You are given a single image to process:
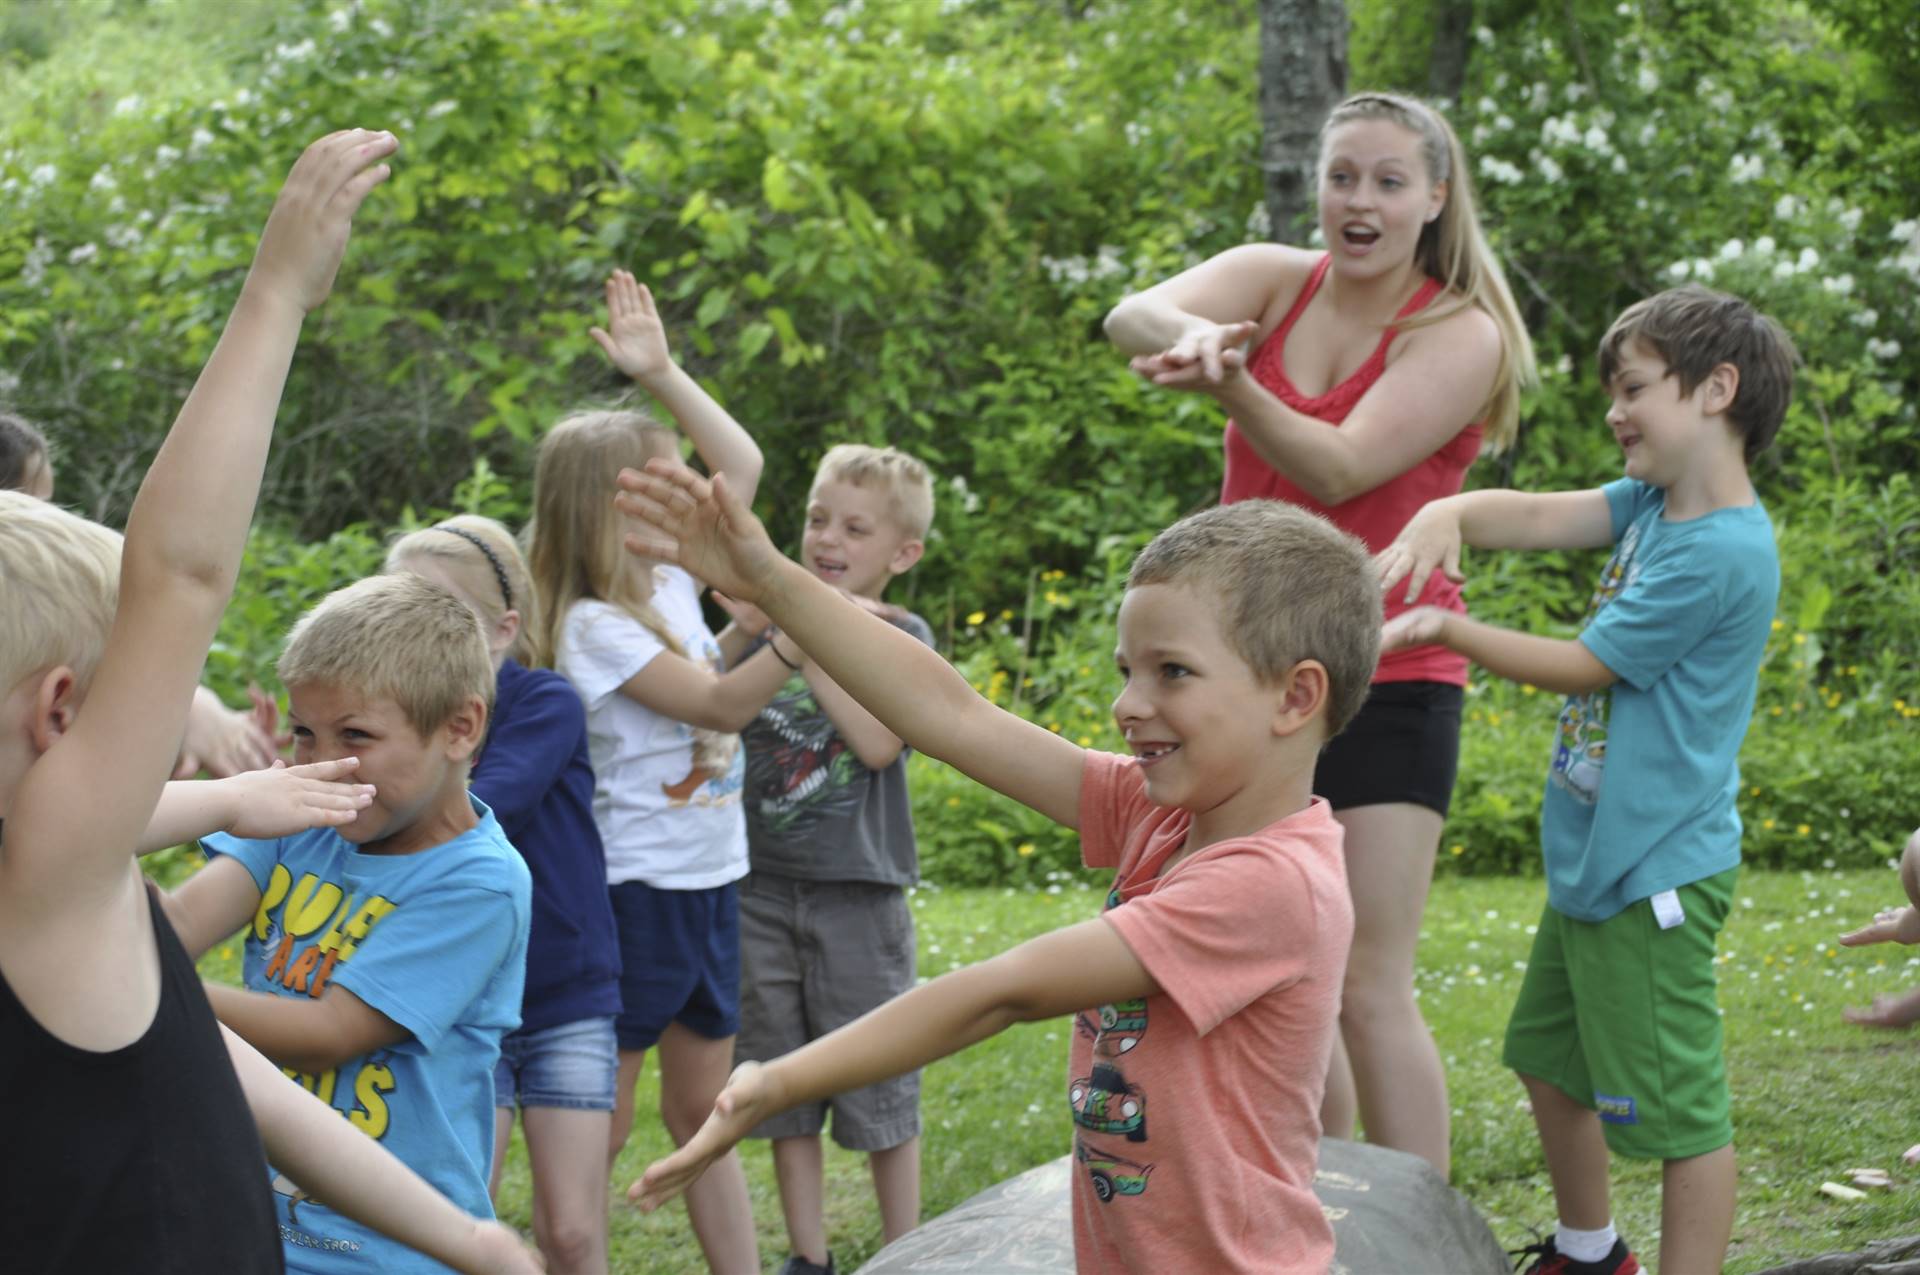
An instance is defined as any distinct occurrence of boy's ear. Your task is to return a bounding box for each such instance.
[441,694,490,764]
[1702,361,1740,416]
[887,537,925,577]
[29,667,81,752]
[1272,660,1329,740]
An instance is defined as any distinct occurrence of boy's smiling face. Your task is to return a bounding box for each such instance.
[1604,341,1736,489]
[1111,581,1295,823]
[801,479,922,599]
[287,681,480,855]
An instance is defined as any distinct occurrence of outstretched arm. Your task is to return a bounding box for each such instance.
[138,759,374,855]
[225,1027,543,1274]
[1376,488,1615,605]
[3,130,396,910]
[630,916,1155,1211]
[616,462,1085,828]
[1382,610,1617,698]
[591,269,762,508]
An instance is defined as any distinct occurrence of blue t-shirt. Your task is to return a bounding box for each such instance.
[204,798,531,1273]
[471,659,621,1035]
[1541,478,1778,922]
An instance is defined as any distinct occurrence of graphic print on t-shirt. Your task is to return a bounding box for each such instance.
[744,675,867,839]
[1550,519,1643,805]
[1070,885,1157,1202]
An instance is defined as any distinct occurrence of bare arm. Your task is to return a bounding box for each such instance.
[207,982,410,1076]
[1103,243,1315,357]
[138,760,373,856]
[616,463,1086,828]
[631,916,1154,1210]
[1,133,394,914]
[225,1027,543,1275]
[1382,610,1618,698]
[1377,488,1616,605]
[616,639,800,734]
[591,269,763,508]
[177,684,278,778]
[796,659,905,770]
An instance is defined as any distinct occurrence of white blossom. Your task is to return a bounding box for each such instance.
[89,167,117,193]
[1535,153,1564,184]
[1729,153,1763,184]
[1667,260,1692,281]
[190,127,216,153]
[1583,125,1611,152]
[1866,337,1901,361]
[28,163,55,188]
[1479,156,1524,184]
[426,99,459,120]
[1821,273,1854,297]
[1892,219,1918,241]
[113,94,143,117]
[154,144,182,165]
[1774,193,1805,220]
[1797,246,1820,271]
[1752,234,1776,256]
[1772,259,1796,280]
[1839,207,1863,233]
[1610,153,1629,174]
[1691,257,1716,281]
[1851,308,1880,328]
[329,7,353,31]
[1636,65,1659,93]
[1719,238,1744,260]
[68,243,99,265]
[1245,202,1271,239]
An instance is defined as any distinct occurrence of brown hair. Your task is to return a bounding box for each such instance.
[1128,500,1380,737]
[1319,92,1538,452]
[0,412,50,493]
[524,409,685,670]
[1597,284,1800,461]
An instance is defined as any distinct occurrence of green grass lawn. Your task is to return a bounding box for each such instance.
[202,865,1920,1273]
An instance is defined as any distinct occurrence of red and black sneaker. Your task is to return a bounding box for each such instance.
[1509,1236,1642,1275]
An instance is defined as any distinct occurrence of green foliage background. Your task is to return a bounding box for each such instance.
[4,0,1916,883]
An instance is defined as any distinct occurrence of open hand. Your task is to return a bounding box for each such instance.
[628,1061,777,1213]
[1381,605,1449,653]
[1376,503,1467,605]
[615,461,784,604]
[1843,985,1920,1030]
[247,129,398,315]
[589,270,674,386]
[221,758,375,840]
[1128,319,1261,388]
[1839,905,1920,949]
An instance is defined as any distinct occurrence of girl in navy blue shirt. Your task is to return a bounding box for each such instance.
[389,516,622,1275]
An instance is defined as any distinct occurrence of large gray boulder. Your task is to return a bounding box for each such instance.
[856,1138,1508,1275]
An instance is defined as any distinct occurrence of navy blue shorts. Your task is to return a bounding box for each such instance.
[609,879,741,1051]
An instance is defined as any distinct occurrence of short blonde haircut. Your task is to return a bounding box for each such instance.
[0,490,123,693]
[1128,500,1380,737]
[525,409,684,671]
[810,444,935,541]
[278,572,495,739]
[385,515,538,664]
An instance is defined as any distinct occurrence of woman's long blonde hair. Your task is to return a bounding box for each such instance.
[1319,92,1538,452]
[524,409,687,670]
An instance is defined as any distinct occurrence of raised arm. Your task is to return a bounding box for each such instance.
[3,131,395,907]
[615,463,1086,828]
[590,269,762,507]
[138,759,374,856]
[224,1027,543,1275]
[631,915,1156,1211]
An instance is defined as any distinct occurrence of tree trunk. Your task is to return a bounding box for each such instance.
[1426,0,1475,105]
[1257,0,1349,244]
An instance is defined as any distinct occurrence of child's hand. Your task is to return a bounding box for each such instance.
[616,460,783,603]
[176,696,279,779]
[1376,503,1467,605]
[245,129,398,316]
[839,589,909,626]
[627,1062,775,1213]
[221,759,375,840]
[589,270,675,387]
[1128,319,1261,388]
[709,590,773,639]
[1839,905,1920,948]
[1843,985,1920,1030]
[1381,605,1449,653]
[460,1220,546,1275]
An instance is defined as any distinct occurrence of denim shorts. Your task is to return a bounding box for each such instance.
[493,1015,619,1112]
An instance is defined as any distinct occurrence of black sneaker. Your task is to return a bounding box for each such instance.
[1510,1236,1641,1275]
[777,1255,836,1275]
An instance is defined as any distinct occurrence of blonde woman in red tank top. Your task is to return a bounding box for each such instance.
[1104,93,1535,1178]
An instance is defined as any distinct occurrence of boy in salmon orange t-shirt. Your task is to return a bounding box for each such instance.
[615,466,1375,1275]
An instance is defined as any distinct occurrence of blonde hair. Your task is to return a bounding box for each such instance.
[525,409,686,671]
[0,490,122,694]
[1319,92,1538,452]
[385,515,537,664]
[810,444,935,540]
[1128,500,1380,737]
[277,572,495,739]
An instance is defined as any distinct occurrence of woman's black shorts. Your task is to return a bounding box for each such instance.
[1313,681,1464,816]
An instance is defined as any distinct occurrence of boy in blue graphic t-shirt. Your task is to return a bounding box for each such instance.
[167,571,532,1274]
[1376,284,1797,1275]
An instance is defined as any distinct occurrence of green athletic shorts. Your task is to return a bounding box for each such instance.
[1502,865,1738,1160]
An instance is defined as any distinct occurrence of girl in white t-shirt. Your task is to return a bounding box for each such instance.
[527,271,800,1274]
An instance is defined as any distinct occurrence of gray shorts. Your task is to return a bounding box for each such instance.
[736,872,920,1150]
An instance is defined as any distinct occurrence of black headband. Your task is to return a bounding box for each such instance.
[432,526,513,611]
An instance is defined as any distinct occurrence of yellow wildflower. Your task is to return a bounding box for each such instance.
[966,611,985,626]
[1017,843,1035,857]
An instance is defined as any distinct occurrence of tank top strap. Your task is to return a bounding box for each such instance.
[1268,253,1333,348]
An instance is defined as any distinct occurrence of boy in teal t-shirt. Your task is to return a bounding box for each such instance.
[1375,284,1797,1275]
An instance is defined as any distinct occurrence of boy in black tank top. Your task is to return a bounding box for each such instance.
[0,133,538,1275]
